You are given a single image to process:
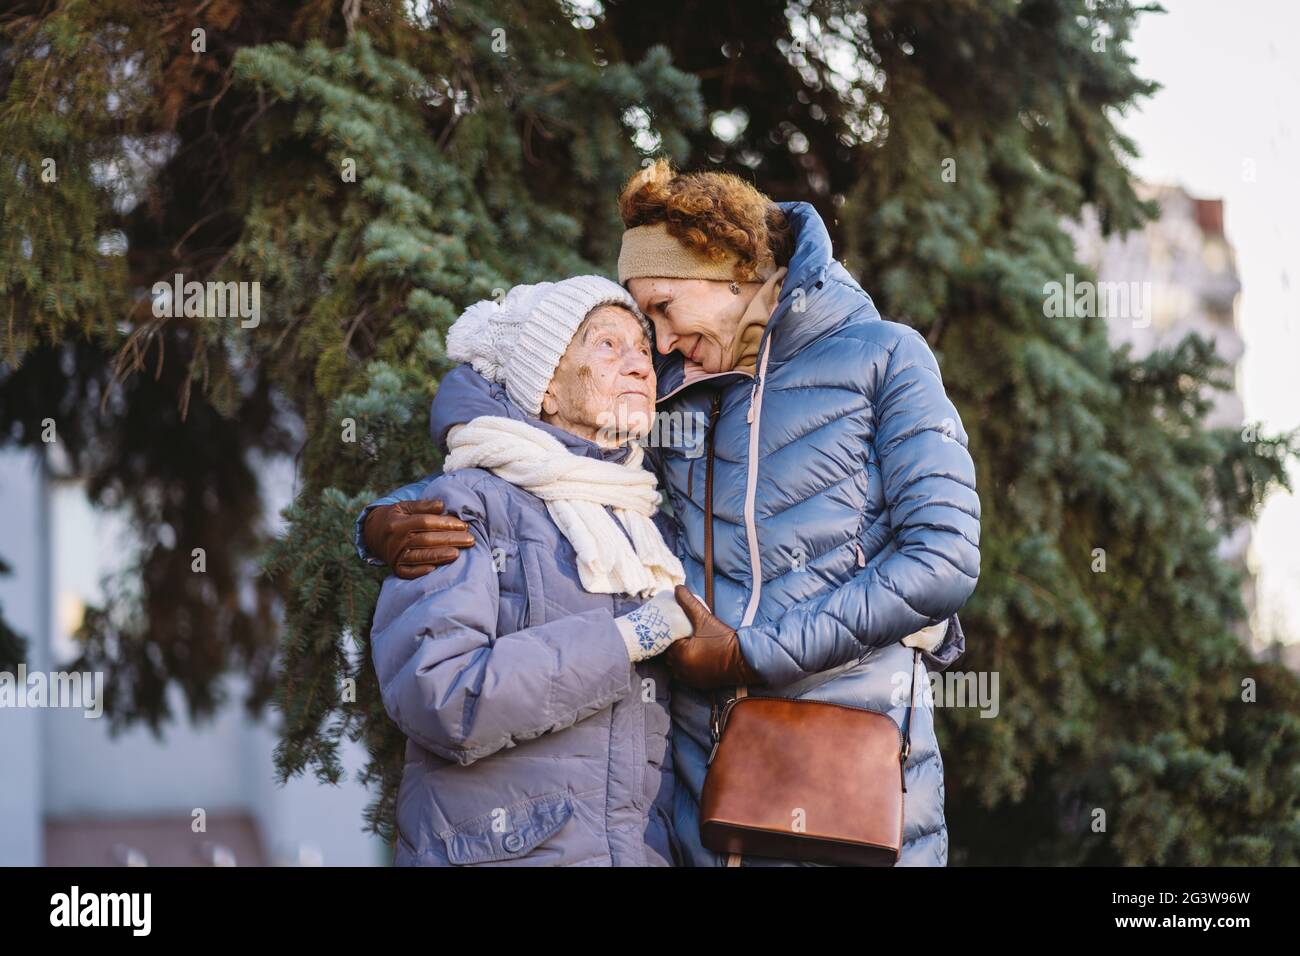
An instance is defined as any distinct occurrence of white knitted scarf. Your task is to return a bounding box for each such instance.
[444,416,685,599]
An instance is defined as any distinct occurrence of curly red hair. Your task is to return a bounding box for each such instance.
[617,159,791,281]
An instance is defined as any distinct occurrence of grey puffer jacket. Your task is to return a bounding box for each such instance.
[368,366,678,866]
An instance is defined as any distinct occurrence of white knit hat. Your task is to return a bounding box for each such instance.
[444,276,643,416]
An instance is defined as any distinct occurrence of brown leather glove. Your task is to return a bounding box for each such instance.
[363,499,475,580]
[665,585,763,688]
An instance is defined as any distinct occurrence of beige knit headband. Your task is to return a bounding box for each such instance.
[617,222,775,284]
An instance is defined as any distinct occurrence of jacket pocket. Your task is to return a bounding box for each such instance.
[489,539,528,634]
[519,542,546,628]
[439,790,574,865]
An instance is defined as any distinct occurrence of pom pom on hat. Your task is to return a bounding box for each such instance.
[446,283,556,385]
[445,296,507,383]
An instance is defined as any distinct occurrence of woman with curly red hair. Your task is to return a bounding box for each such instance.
[615,160,792,376]
[357,159,980,867]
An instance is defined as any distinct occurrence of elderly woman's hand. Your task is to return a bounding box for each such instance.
[615,591,693,662]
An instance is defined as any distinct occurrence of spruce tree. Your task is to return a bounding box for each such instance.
[1,0,703,832]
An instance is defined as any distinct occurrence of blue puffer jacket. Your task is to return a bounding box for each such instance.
[359,202,979,866]
[367,367,678,866]
[647,202,980,866]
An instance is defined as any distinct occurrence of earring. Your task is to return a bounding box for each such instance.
[729,281,741,295]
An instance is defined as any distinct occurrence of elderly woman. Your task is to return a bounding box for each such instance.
[361,163,980,867]
[370,276,694,866]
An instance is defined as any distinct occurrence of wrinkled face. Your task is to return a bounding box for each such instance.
[541,304,655,447]
[626,277,752,374]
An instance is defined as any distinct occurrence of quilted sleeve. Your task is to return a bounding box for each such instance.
[737,326,981,687]
[369,475,635,765]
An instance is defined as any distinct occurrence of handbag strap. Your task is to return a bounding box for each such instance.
[703,392,721,608]
[701,393,746,867]
[703,391,723,750]
[898,647,922,792]
[703,392,731,765]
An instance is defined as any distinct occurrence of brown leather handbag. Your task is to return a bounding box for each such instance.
[695,393,922,867]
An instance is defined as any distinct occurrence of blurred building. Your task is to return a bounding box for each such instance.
[0,447,387,867]
[1066,183,1255,638]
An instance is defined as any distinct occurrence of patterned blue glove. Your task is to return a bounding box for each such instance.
[615,591,693,662]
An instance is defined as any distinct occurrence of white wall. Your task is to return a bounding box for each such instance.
[0,446,386,866]
[0,448,48,866]
[245,713,389,866]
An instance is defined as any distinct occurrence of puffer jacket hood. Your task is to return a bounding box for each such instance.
[650,201,980,866]
[429,361,632,466]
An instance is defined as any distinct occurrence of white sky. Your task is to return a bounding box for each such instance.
[1115,0,1300,644]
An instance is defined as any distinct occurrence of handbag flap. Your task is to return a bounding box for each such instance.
[701,697,904,854]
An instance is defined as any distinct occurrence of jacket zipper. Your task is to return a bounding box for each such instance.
[739,335,774,627]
